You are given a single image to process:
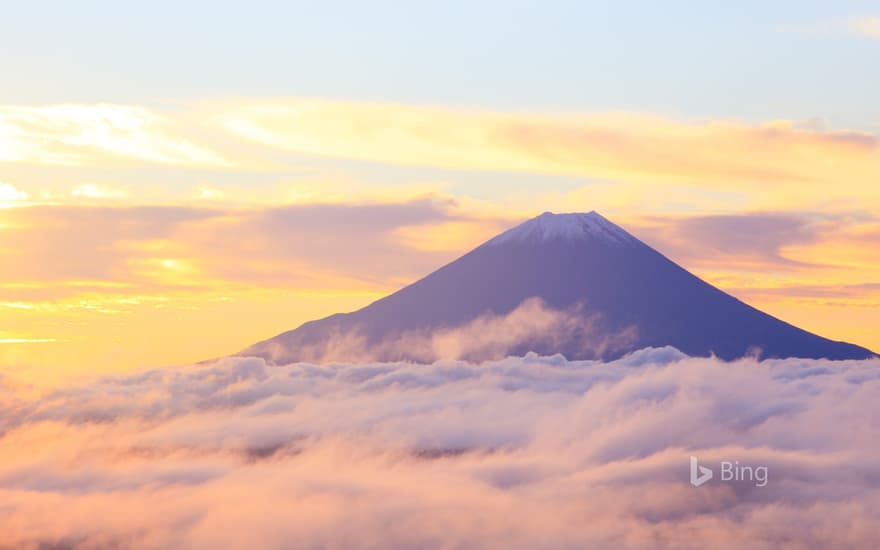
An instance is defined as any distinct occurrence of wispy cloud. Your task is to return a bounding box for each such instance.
[0,104,230,167]
[629,212,836,270]
[212,99,880,209]
[3,99,880,212]
[245,297,638,364]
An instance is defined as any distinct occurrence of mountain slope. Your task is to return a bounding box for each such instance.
[241,212,875,363]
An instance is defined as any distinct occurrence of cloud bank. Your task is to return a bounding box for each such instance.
[1,349,879,548]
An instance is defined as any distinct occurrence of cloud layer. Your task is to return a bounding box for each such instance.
[1,349,879,548]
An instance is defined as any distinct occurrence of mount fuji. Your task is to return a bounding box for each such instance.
[241,212,875,363]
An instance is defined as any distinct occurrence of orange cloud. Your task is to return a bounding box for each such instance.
[0,199,513,374]
[4,100,879,214]
[213,99,880,209]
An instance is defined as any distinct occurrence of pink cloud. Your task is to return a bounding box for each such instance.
[1,349,879,548]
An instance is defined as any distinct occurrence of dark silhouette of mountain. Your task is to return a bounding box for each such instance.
[241,212,875,363]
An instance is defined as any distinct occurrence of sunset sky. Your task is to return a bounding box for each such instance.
[2,1,879,383]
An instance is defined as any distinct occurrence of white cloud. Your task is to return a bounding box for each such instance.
[0,181,28,204]
[0,104,230,167]
[249,297,638,364]
[71,183,128,200]
[1,349,879,548]
[198,187,225,200]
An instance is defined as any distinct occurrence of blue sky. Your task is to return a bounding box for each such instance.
[2,1,878,128]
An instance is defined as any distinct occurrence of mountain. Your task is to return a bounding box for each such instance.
[241,212,875,363]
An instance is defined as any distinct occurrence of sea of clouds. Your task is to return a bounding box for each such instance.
[1,348,879,549]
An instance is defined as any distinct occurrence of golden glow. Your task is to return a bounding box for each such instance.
[71,183,127,199]
[0,287,385,386]
[0,181,30,209]
[1,99,879,380]
[213,99,880,210]
[2,200,878,382]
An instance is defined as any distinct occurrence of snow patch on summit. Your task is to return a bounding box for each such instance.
[487,211,637,247]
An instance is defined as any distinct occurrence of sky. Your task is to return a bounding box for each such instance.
[1,1,879,381]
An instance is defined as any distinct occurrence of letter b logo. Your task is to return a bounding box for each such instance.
[690,456,713,487]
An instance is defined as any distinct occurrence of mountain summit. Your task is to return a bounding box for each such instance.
[241,212,875,363]
[486,211,638,247]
